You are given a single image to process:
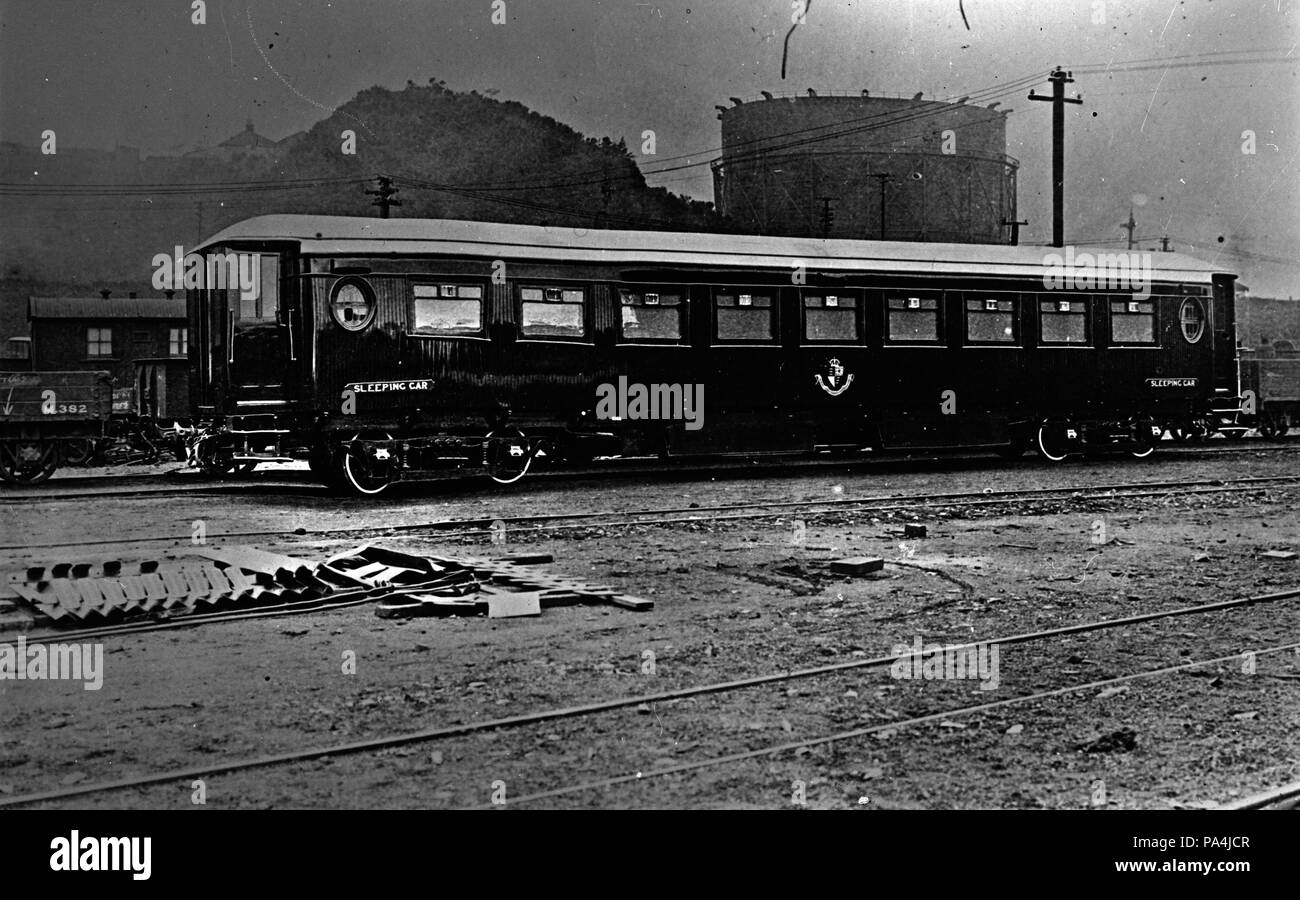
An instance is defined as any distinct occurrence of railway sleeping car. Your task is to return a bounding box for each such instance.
[0,370,114,484]
[186,215,1238,494]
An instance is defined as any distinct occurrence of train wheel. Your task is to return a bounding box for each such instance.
[60,438,95,466]
[1035,420,1071,463]
[485,428,533,485]
[1128,417,1158,459]
[1258,413,1280,440]
[0,440,59,485]
[340,432,396,495]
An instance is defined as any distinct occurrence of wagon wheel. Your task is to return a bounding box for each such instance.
[1035,420,1072,463]
[340,432,397,495]
[60,438,95,466]
[484,427,533,485]
[0,440,59,485]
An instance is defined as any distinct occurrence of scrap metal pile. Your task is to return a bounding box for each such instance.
[4,544,652,632]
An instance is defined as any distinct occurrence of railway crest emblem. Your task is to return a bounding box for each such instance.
[815,358,855,396]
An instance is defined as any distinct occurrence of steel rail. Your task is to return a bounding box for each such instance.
[4,439,1298,504]
[473,640,1300,809]
[3,474,1299,553]
[3,586,1296,808]
[1216,780,1300,811]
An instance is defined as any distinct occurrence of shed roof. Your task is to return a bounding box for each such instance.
[29,297,187,319]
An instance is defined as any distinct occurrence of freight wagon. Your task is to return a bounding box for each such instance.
[0,370,114,484]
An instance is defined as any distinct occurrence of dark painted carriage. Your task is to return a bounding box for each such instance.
[187,215,1238,493]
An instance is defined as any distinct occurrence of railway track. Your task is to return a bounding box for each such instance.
[4,436,1298,504]
[3,585,1297,809]
[4,471,1299,554]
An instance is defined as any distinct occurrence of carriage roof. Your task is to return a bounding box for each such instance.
[196,214,1229,285]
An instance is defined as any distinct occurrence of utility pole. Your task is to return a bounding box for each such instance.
[1028,68,1083,248]
[1121,207,1137,250]
[366,175,401,218]
[818,196,836,237]
[868,173,892,240]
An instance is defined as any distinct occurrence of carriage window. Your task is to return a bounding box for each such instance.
[329,276,376,331]
[1039,298,1089,344]
[803,293,859,342]
[1179,297,1205,344]
[886,296,940,343]
[521,286,586,338]
[619,288,684,342]
[237,254,280,322]
[412,283,484,335]
[715,291,775,342]
[1110,299,1156,344]
[87,327,113,357]
[169,327,188,357]
[965,297,1017,344]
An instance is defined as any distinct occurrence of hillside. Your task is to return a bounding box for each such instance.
[0,81,720,340]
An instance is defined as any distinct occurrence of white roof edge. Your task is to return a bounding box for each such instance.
[194,214,1232,283]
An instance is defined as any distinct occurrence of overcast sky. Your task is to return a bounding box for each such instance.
[1,0,1296,293]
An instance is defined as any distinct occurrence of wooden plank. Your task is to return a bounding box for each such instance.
[606,594,654,611]
[831,557,885,576]
[487,592,542,618]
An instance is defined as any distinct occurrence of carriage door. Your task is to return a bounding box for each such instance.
[228,251,296,408]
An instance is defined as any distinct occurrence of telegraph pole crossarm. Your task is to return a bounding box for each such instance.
[366,175,402,219]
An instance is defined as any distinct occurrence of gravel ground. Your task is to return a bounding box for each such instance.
[1,449,1298,809]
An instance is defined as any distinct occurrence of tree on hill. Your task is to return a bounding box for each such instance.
[266,80,720,230]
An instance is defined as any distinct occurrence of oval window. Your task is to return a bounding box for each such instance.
[1179,297,1205,344]
[330,277,376,331]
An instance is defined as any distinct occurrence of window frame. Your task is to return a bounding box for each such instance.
[712,286,779,346]
[517,282,591,343]
[962,293,1020,347]
[801,289,863,345]
[1108,295,1159,347]
[883,291,944,347]
[86,326,114,359]
[1037,295,1092,348]
[168,326,188,357]
[616,283,689,345]
[408,279,489,339]
[1179,295,1206,345]
[328,275,377,332]
[236,253,281,323]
